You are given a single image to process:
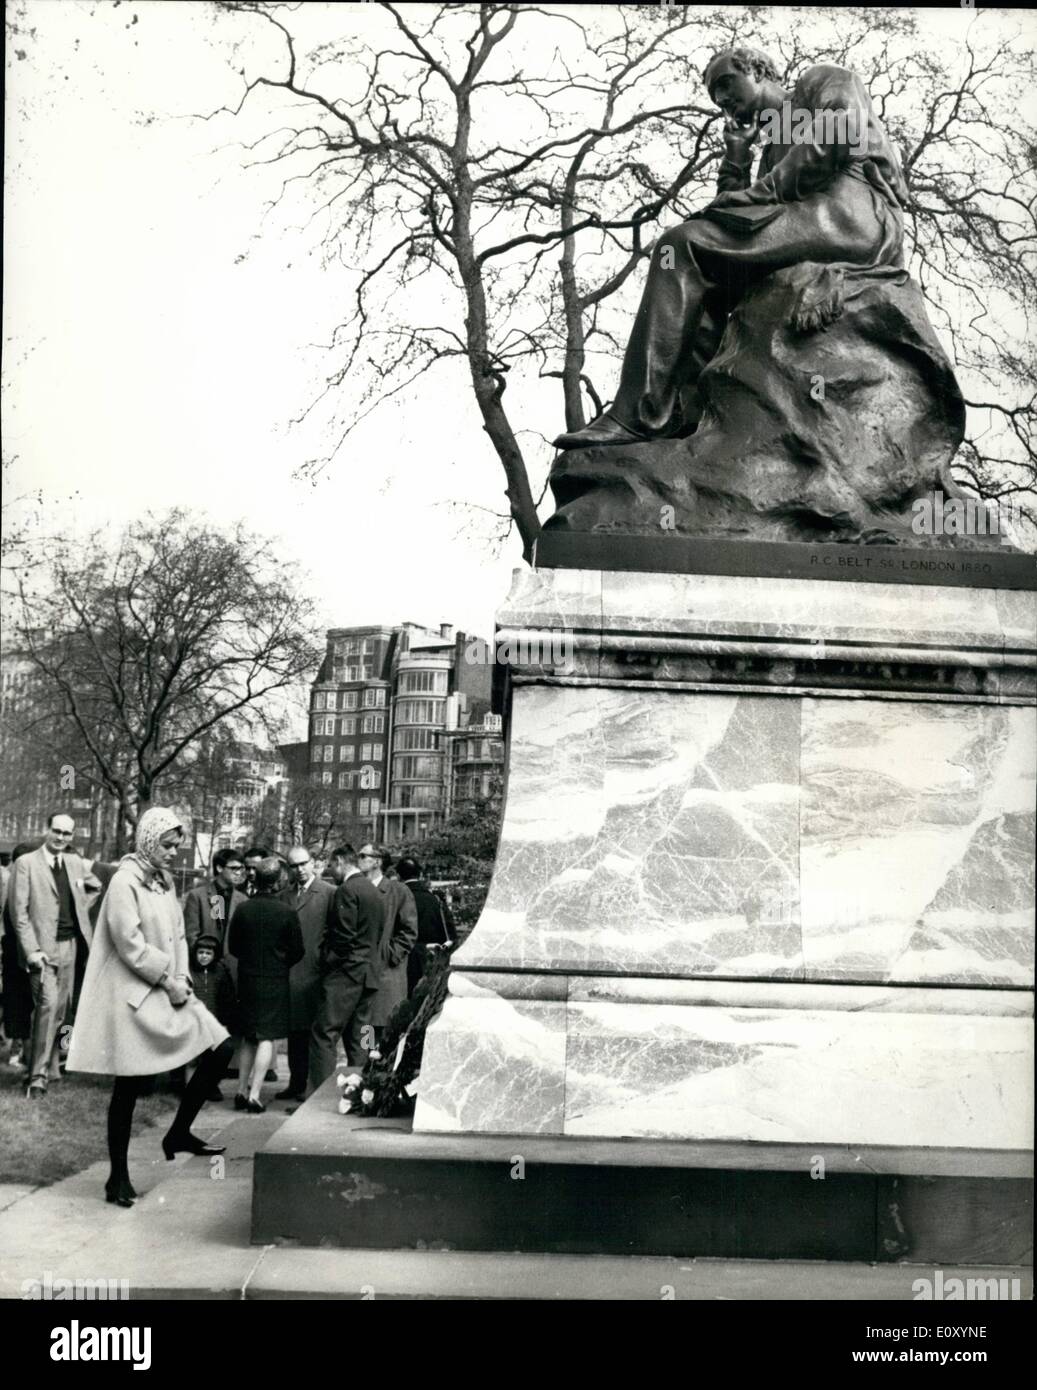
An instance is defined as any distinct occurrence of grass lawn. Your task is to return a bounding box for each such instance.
[0,1061,179,1187]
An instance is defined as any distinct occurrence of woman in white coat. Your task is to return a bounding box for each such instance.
[67,807,234,1207]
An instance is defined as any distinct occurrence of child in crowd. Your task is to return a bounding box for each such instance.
[187,934,238,1101]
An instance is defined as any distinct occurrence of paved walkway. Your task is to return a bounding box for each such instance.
[1,1078,1031,1301]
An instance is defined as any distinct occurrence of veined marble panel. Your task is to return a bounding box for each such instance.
[455,685,803,977]
[412,997,566,1135]
[599,571,1007,650]
[996,588,1037,651]
[563,1002,1033,1148]
[498,566,602,632]
[800,700,1036,985]
[566,975,1033,1016]
[501,566,1032,655]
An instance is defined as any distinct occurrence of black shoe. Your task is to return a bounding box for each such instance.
[104,1179,136,1208]
[553,411,645,451]
[246,1099,266,1114]
[161,1130,227,1160]
[234,1093,248,1111]
[25,1083,46,1101]
[275,1088,303,1102]
[264,1068,278,1083]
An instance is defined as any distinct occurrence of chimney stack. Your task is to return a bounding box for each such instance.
[440,622,454,640]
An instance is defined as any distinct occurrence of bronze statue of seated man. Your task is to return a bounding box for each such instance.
[553,45,909,452]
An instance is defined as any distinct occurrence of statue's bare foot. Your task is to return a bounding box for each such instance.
[553,412,645,451]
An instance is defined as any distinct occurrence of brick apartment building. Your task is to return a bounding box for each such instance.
[307,622,503,846]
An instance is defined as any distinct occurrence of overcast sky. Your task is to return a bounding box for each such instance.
[4,1,1032,653]
[4,0,535,644]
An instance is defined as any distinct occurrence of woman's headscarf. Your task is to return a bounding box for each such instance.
[133,807,185,878]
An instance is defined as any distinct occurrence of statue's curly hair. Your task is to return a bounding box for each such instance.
[702,45,781,90]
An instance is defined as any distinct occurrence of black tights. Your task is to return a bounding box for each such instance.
[107,1039,233,1185]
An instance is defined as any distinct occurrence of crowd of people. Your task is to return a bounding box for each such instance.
[0,808,457,1208]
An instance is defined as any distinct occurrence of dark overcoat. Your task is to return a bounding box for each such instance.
[278,876,335,1032]
[228,897,304,1042]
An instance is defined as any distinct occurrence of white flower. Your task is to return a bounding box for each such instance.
[368,1050,381,1061]
[338,1098,353,1114]
[343,1073,362,1090]
[361,1089,374,1105]
[335,1072,348,1089]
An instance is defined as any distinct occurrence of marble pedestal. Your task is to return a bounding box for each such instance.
[414,568,1035,1152]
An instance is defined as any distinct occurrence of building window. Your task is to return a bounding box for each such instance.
[314,692,326,711]
[337,772,348,789]
[323,745,334,762]
[342,691,358,710]
[361,714,385,734]
[359,797,370,816]
[400,670,447,695]
[394,754,441,781]
[375,688,386,707]
[391,784,441,810]
[395,699,445,726]
[311,747,323,764]
[338,744,352,762]
[321,770,332,786]
[342,717,356,735]
[397,728,439,752]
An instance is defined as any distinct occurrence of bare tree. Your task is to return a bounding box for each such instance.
[260,775,366,858]
[11,510,320,845]
[202,4,1035,545]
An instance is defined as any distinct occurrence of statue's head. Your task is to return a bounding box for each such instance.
[703,45,781,122]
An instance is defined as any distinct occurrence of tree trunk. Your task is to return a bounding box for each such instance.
[559,189,588,432]
[456,234,541,559]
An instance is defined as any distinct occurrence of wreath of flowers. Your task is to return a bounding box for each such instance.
[337,945,453,1118]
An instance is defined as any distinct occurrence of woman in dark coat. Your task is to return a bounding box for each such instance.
[1,844,36,1063]
[227,857,303,1113]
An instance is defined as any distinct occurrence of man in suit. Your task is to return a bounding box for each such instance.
[10,812,100,1099]
[182,848,250,1095]
[277,845,334,1102]
[357,845,418,1048]
[183,848,248,969]
[308,844,385,1092]
[396,856,456,997]
[242,845,272,898]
